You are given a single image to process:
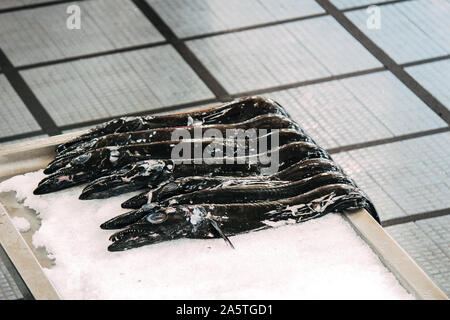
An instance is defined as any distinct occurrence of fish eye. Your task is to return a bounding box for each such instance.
[146,212,167,224]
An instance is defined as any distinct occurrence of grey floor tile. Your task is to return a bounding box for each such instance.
[257,0,324,20]
[386,220,450,295]
[0,75,42,139]
[148,0,324,38]
[401,0,450,54]
[332,133,450,220]
[0,254,23,300]
[21,45,215,126]
[406,60,450,111]
[259,71,445,150]
[346,0,449,64]
[416,215,450,258]
[339,72,447,135]
[285,15,382,75]
[332,152,408,221]
[187,16,381,94]
[0,0,164,66]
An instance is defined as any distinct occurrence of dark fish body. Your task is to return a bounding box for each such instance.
[122,177,284,209]
[56,96,290,154]
[106,173,354,230]
[57,113,304,157]
[35,141,330,196]
[44,129,310,175]
[78,142,331,200]
[79,161,262,200]
[161,172,354,206]
[106,184,374,251]
[121,158,342,209]
[274,158,342,181]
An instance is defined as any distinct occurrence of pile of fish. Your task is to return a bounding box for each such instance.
[34,96,379,251]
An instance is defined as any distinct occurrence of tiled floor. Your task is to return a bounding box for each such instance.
[0,245,23,300]
[0,0,448,298]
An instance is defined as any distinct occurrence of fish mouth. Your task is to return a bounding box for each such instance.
[107,227,166,252]
[79,176,153,200]
[55,135,91,154]
[43,157,71,174]
[79,160,169,200]
[33,171,91,195]
[101,204,158,230]
[121,190,151,209]
[56,138,99,157]
[106,205,235,252]
[79,177,142,200]
[107,215,190,252]
[44,152,92,175]
[33,175,63,195]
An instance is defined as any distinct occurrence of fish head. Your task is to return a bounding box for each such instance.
[79,160,172,200]
[107,205,214,251]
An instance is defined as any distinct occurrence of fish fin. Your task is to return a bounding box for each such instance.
[208,219,235,249]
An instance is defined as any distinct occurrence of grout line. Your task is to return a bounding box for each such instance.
[230,67,386,97]
[0,0,85,14]
[17,41,168,71]
[0,48,61,136]
[131,0,230,101]
[382,208,450,227]
[0,243,34,300]
[180,0,411,41]
[401,54,450,68]
[315,0,450,126]
[328,127,450,154]
[8,39,449,75]
[59,98,220,131]
[0,131,45,144]
[342,0,412,12]
[180,12,328,41]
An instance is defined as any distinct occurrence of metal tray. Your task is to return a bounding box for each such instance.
[0,131,447,300]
